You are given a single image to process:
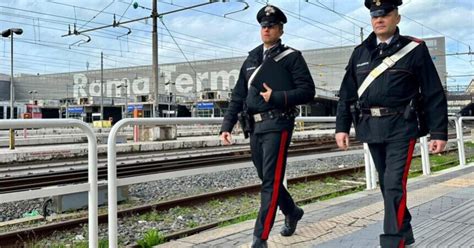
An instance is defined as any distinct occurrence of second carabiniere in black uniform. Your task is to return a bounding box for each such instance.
[335,1,448,247]
[219,5,315,248]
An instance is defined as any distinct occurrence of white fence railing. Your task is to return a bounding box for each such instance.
[456,116,471,167]
[0,119,98,248]
[2,116,472,248]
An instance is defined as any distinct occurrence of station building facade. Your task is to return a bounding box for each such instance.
[0,37,446,121]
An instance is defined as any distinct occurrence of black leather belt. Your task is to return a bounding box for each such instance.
[361,106,405,117]
[253,109,295,123]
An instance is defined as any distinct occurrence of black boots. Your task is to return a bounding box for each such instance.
[280,207,304,236]
[251,236,268,248]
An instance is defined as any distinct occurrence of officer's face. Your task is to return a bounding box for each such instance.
[261,25,283,48]
[371,10,400,39]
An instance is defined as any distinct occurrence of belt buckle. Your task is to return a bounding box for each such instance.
[383,57,395,67]
[370,108,382,117]
[254,113,262,122]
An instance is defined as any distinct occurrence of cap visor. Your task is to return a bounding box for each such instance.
[370,9,388,17]
[260,21,277,27]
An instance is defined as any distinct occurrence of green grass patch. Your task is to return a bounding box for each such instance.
[464,142,474,148]
[431,163,454,172]
[141,212,162,222]
[207,199,223,208]
[35,239,109,248]
[429,152,457,165]
[186,220,199,229]
[137,229,165,248]
[170,206,193,216]
[410,151,462,178]
[323,176,338,184]
[408,170,423,178]
[218,211,259,228]
[316,186,365,202]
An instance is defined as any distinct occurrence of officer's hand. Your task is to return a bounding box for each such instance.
[260,83,272,102]
[335,132,350,150]
[429,139,446,154]
[220,132,232,145]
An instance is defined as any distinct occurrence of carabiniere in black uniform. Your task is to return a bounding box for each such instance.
[336,28,447,143]
[220,15,314,247]
[336,8,448,248]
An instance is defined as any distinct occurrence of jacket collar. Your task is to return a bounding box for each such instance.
[248,39,284,62]
[364,27,401,51]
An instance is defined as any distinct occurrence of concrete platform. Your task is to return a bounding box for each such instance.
[155,164,474,248]
[0,130,335,163]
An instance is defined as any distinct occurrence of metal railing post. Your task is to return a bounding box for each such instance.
[369,150,377,190]
[0,119,98,248]
[363,143,373,190]
[107,118,224,248]
[419,136,431,175]
[107,116,383,247]
[456,117,466,167]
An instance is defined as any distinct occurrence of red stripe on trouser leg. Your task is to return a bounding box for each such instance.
[261,130,288,240]
[399,240,405,248]
[397,139,415,248]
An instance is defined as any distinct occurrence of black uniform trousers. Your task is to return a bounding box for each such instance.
[250,129,297,240]
[368,139,416,248]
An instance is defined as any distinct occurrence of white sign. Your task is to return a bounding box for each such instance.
[73,66,240,97]
[73,74,149,98]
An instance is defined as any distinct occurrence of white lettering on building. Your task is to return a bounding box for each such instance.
[72,67,239,97]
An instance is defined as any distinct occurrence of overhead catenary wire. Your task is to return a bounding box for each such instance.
[0,12,244,58]
[403,15,471,50]
[0,1,338,66]
[0,1,472,80]
[75,0,116,30]
[158,0,334,47]
[305,0,371,30]
[0,17,230,66]
[159,17,198,76]
[0,5,246,56]
[43,2,246,53]
[254,0,358,44]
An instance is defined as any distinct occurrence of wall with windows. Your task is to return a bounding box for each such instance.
[12,37,446,101]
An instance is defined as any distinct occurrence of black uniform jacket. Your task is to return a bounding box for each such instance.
[336,28,448,143]
[220,40,315,134]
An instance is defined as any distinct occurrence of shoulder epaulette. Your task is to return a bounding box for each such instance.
[283,45,300,53]
[405,36,424,44]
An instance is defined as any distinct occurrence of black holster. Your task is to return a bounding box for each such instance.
[404,96,429,136]
[238,110,254,139]
[403,99,417,121]
[350,102,361,127]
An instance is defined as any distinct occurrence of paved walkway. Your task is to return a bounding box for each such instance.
[156,164,474,248]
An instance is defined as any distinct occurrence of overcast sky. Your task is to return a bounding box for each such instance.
[0,0,473,86]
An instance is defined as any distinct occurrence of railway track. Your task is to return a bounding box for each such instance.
[0,131,464,246]
[0,166,365,246]
[0,130,463,193]
[0,139,359,193]
[0,135,339,173]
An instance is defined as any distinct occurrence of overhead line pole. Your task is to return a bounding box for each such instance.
[101,51,104,120]
[152,0,158,117]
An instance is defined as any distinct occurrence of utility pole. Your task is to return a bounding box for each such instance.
[2,28,23,150]
[125,82,128,119]
[9,33,15,149]
[66,84,69,118]
[101,52,104,120]
[360,27,364,44]
[152,0,158,117]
